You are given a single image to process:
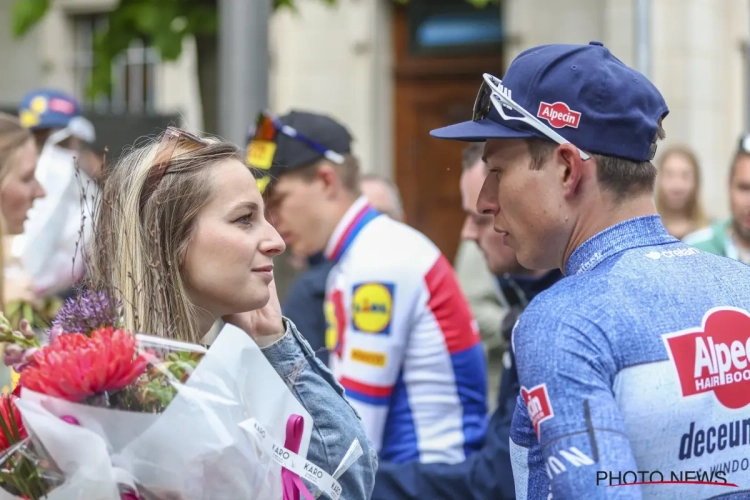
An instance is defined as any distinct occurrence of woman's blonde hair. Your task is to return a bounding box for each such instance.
[0,114,35,310]
[655,145,708,230]
[87,129,242,343]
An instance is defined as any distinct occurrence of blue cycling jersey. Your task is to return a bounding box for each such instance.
[510,215,750,499]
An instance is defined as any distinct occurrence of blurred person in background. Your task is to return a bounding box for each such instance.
[454,241,503,356]
[684,134,750,263]
[374,142,561,500]
[18,89,81,153]
[360,174,405,222]
[279,172,408,367]
[454,144,506,410]
[0,114,46,392]
[655,145,707,239]
[0,115,46,304]
[14,90,101,300]
[250,109,487,465]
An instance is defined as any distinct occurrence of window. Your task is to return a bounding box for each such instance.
[73,14,159,114]
[407,0,503,56]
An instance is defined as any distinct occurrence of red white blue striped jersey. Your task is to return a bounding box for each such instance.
[323,196,488,464]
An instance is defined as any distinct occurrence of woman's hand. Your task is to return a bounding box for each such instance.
[222,279,286,348]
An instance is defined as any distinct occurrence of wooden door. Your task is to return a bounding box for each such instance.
[392,4,504,263]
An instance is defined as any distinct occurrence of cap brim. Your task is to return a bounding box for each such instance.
[430,119,534,142]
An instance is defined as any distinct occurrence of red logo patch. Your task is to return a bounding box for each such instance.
[521,383,554,438]
[663,307,750,410]
[537,101,581,129]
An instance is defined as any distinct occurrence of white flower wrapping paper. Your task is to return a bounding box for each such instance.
[1,324,313,500]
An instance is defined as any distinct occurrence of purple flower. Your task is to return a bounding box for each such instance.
[51,291,120,335]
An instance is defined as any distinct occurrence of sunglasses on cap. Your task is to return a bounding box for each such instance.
[473,73,591,161]
[247,111,345,193]
[141,126,208,209]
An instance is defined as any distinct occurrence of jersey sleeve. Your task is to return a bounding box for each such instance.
[510,307,642,499]
[336,277,409,454]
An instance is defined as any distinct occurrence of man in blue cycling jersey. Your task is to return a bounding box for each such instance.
[430,41,750,499]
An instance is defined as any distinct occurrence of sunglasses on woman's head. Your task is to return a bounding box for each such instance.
[140,127,208,209]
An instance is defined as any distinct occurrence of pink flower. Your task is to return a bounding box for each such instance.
[20,327,148,402]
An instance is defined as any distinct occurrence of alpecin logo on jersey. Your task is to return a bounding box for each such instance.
[521,383,554,438]
[663,307,750,409]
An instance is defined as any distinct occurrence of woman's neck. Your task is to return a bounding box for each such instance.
[194,310,217,340]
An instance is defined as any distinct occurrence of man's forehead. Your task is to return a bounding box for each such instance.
[481,139,528,164]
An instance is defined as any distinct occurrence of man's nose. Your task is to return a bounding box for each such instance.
[476,175,499,216]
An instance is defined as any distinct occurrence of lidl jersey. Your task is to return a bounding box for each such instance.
[510,216,750,499]
[324,196,487,464]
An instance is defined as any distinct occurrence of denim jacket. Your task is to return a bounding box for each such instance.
[261,318,378,499]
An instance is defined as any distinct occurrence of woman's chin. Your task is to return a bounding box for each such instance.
[240,290,271,312]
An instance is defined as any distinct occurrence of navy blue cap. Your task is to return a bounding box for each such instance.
[431,41,669,162]
[18,89,81,130]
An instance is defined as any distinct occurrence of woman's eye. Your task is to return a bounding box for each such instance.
[236,213,253,225]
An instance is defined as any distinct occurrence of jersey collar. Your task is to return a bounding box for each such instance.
[565,215,677,276]
[324,195,382,262]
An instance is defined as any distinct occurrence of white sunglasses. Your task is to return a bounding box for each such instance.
[473,73,590,161]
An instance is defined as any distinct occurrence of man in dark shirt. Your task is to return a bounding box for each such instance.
[281,252,335,364]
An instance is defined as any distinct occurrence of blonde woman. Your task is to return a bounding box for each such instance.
[655,145,708,239]
[86,127,376,498]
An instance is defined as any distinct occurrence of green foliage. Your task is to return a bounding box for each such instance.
[11,0,49,37]
[86,0,216,102]
[465,0,499,6]
[10,0,496,100]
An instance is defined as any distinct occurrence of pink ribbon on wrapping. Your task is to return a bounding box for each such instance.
[64,414,315,499]
[283,414,315,500]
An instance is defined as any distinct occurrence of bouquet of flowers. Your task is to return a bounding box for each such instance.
[0,291,353,499]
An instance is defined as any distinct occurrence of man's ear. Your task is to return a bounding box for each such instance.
[556,144,587,197]
[316,162,340,199]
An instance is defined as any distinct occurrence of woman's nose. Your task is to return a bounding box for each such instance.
[261,223,286,256]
